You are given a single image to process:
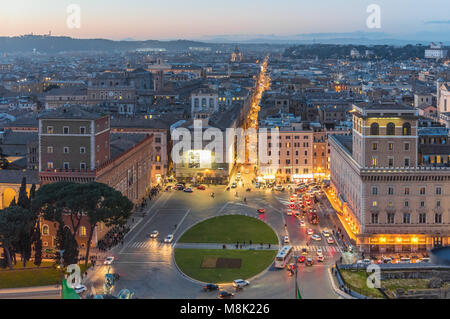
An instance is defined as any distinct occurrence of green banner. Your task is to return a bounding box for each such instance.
[62,279,81,299]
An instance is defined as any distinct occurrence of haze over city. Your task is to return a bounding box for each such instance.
[1,0,450,41]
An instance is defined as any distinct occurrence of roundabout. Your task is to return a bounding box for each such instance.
[174,215,278,283]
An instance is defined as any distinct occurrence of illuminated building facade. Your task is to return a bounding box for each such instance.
[330,103,450,253]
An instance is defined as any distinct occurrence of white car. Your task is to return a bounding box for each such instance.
[74,285,87,294]
[233,279,250,288]
[327,237,335,244]
[307,228,314,235]
[237,172,242,179]
[164,234,174,243]
[322,230,330,237]
[311,234,322,241]
[286,210,293,216]
[299,220,306,227]
[316,249,323,256]
[104,256,114,265]
[283,236,290,244]
[150,230,159,238]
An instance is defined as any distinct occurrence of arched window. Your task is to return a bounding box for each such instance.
[42,225,49,236]
[402,123,411,136]
[80,226,87,237]
[370,123,379,135]
[386,123,395,136]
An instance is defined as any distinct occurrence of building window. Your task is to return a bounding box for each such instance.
[371,213,379,224]
[370,123,379,135]
[47,126,54,134]
[80,226,87,237]
[388,143,394,151]
[388,158,394,167]
[47,146,53,153]
[419,187,426,195]
[47,162,53,169]
[372,157,377,166]
[404,201,409,207]
[437,201,441,207]
[372,187,378,195]
[372,143,378,150]
[80,147,86,154]
[80,162,86,170]
[388,187,394,195]
[387,213,395,224]
[404,143,410,151]
[63,162,69,170]
[419,213,426,224]
[404,187,410,195]
[404,158,410,167]
[402,123,411,136]
[63,126,69,134]
[436,187,442,195]
[63,147,69,154]
[386,123,395,135]
[372,201,378,207]
[42,225,49,235]
[420,201,425,207]
[80,126,86,134]
[155,137,161,143]
[435,213,442,224]
[403,213,411,224]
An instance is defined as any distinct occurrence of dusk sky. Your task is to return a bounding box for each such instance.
[1,0,449,40]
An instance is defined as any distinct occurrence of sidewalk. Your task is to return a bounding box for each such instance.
[323,189,357,243]
[0,285,61,298]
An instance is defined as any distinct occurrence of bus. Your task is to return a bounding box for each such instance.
[274,245,293,268]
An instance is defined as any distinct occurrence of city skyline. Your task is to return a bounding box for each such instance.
[1,0,450,41]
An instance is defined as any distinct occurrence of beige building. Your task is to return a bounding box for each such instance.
[330,103,450,253]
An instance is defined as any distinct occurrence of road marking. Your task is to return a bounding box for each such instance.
[172,209,190,237]
[118,197,164,254]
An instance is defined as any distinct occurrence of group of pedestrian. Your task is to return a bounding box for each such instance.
[97,225,130,251]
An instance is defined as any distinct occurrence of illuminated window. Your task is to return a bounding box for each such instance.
[47,126,54,134]
[388,143,393,151]
[47,162,53,169]
[402,123,411,136]
[372,157,377,166]
[80,226,87,237]
[42,225,49,235]
[372,201,378,207]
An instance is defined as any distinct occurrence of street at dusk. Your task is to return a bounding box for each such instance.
[0,2,450,316]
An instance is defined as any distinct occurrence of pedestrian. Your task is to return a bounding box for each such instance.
[249,240,252,246]
[268,243,271,249]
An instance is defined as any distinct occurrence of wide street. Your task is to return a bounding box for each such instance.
[85,171,346,299]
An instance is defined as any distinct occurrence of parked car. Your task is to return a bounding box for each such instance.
[257,208,265,214]
[164,234,174,243]
[197,185,206,190]
[231,182,237,188]
[233,279,249,288]
[203,283,219,291]
[183,187,193,193]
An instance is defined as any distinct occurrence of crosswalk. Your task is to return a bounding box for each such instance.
[128,241,166,249]
[292,245,341,254]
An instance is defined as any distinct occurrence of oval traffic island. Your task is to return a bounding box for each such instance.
[175,215,278,283]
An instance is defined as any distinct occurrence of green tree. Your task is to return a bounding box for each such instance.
[33,226,43,267]
[18,177,31,209]
[55,224,78,266]
[80,182,133,267]
[0,206,34,269]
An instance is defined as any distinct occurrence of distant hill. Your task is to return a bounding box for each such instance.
[0,35,213,53]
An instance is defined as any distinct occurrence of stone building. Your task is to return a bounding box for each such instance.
[330,103,450,253]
